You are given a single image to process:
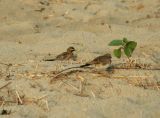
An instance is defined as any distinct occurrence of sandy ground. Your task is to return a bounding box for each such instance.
[0,0,160,118]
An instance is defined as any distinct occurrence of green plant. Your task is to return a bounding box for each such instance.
[108,38,137,58]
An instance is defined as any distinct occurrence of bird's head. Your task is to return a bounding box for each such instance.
[67,46,76,52]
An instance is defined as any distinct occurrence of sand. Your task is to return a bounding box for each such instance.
[0,0,160,118]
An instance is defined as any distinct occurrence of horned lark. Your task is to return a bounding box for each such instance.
[43,46,76,61]
[80,53,112,67]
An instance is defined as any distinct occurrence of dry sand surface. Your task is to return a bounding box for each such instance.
[0,0,160,118]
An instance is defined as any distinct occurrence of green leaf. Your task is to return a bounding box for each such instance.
[114,48,122,58]
[108,40,123,46]
[124,41,137,57]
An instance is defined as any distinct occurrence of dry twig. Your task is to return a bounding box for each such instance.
[15,91,23,105]
[0,82,12,91]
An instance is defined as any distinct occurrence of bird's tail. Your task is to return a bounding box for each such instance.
[80,63,91,68]
[43,58,56,61]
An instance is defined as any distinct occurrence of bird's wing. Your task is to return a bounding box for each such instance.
[56,52,68,60]
[65,53,74,60]
[90,56,102,64]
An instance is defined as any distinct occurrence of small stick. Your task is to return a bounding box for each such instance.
[35,62,39,72]
[61,80,79,91]
[16,91,23,105]
[58,81,64,88]
[79,80,83,93]
[105,24,112,32]
[77,75,85,93]
[0,82,12,90]
[91,90,96,98]
[37,95,48,101]
[45,100,49,111]
[0,101,5,107]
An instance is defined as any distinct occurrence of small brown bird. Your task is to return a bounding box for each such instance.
[80,53,112,67]
[50,53,112,81]
[44,46,76,61]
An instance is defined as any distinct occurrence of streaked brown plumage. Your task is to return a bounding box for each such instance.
[43,47,76,61]
[80,53,112,67]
